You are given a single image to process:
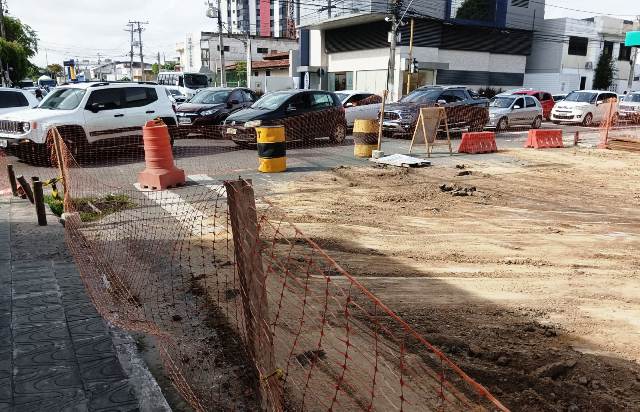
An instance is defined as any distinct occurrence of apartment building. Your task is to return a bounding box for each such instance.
[524,16,640,93]
[297,0,545,100]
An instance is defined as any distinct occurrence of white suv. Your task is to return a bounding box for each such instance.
[0,82,177,159]
[0,87,39,115]
[550,90,618,127]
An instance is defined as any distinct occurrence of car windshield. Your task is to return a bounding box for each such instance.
[490,97,515,108]
[251,92,291,110]
[184,74,209,89]
[39,88,86,110]
[189,90,230,104]
[626,94,640,103]
[334,93,349,102]
[400,89,442,104]
[564,92,597,103]
[168,89,182,96]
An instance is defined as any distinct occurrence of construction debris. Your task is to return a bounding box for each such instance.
[370,154,431,168]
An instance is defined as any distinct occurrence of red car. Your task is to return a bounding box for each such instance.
[512,90,555,120]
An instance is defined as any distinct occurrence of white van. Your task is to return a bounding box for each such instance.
[550,90,618,126]
[0,88,39,115]
[157,72,210,100]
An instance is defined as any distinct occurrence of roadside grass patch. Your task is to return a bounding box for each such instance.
[45,194,136,221]
[73,194,136,222]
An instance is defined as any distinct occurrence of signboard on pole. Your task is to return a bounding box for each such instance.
[625,32,640,47]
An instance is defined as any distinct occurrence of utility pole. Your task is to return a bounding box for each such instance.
[406,18,414,95]
[628,16,640,90]
[126,22,135,80]
[0,0,6,87]
[217,0,226,87]
[96,53,102,81]
[246,33,252,88]
[129,20,149,82]
[386,0,401,102]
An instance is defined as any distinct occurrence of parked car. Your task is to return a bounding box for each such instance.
[488,95,543,130]
[511,90,555,120]
[552,94,568,102]
[550,90,618,126]
[0,82,177,160]
[0,87,40,115]
[382,86,489,136]
[165,86,188,104]
[619,92,640,124]
[223,89,347,146]
[334,90,381,128]
[175,87,257,127]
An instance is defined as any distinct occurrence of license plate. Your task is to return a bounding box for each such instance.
[226,128,237,135]
[0,139,7,148]
[178,117,192,125]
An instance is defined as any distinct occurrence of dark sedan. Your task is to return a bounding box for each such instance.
[223,90,347,147]
[176,87,257,128]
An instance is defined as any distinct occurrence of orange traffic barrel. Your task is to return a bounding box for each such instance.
[138,119,185,190]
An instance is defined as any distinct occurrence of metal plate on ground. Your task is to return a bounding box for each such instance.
[370,154,431,168]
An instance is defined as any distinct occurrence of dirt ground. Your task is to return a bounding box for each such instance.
[265,147,640,411]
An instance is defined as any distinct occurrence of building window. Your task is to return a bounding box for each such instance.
[254,71,258,76]
[257,47,269,53]
[266,70,271,76]
[619,43,632,61]
[603,41,614,57]
[511,0,528,6]
[568,36,588,56]
[216,45,231,52]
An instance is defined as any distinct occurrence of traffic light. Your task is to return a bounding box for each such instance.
[410,58,418,74]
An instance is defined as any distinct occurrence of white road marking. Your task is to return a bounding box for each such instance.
[187,174,227,197]
[134,179,227,236]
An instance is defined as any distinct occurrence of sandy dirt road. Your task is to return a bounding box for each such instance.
[265,147,640,411]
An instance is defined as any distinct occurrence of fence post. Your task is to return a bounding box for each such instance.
[51,128,69,201]
[224,178,283,411]
[32,177,47,226]
[16,175,34,204]
[7,164,18,196]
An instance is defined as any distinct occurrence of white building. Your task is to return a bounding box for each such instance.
[524,16,640,93]
[89,61,154,82]
[176,31,298,80]
[297,0,545,101]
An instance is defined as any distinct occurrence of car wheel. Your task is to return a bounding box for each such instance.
[497,117,509,131]
[232,140,252,149]
[532,116,543,129]
[582,113,593,127]
[330,122,347,144]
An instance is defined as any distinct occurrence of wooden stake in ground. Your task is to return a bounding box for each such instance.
[409,107,452,157]
[377,90,388,151]
[51,128,69,202]
[224,179,283,411]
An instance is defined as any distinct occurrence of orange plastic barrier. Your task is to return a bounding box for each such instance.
[138,119,185,190]
[457,132,497,154]
[525,129,564,149]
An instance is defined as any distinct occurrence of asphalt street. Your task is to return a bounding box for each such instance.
[3,122,604,196]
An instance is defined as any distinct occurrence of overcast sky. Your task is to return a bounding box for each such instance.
[5,0,640,68]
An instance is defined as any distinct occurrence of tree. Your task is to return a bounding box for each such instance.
[593,51,616,90]
[454,0,493,22]
[0,15,39,84]
[3,15,38,57]
[234,61,246,79]
[151,63,160,76]
[0,38,29,83]
[47,64,63,77]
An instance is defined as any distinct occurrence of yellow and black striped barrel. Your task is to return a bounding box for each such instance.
[353,119,379,158]
[256,126,286,173]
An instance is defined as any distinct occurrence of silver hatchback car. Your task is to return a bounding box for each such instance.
[488,95,543,130]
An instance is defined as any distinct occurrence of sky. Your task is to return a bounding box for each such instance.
[4,0,640,68]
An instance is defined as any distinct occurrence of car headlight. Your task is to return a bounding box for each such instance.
[21,122,31,133]
[244,120,262,128]
[200,109,218,116]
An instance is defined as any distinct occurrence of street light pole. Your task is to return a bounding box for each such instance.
[217,0,226,87]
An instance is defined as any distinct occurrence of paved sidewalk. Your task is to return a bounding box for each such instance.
[0,197,157,411]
